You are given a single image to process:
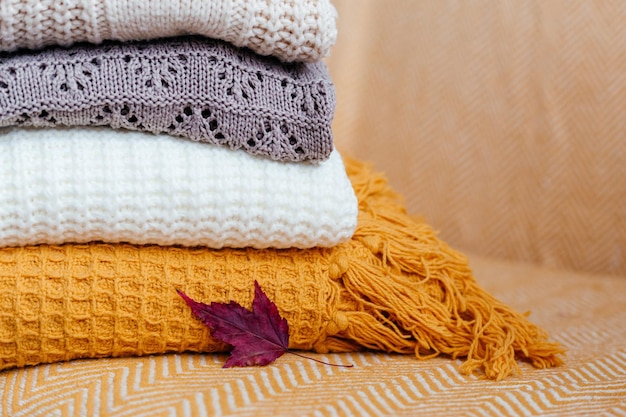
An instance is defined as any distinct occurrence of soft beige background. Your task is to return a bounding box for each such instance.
[327,0,626,277]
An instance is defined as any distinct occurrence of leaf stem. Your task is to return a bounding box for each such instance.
[286,350,354,368]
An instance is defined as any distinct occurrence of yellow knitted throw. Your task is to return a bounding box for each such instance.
[0,156,563,380]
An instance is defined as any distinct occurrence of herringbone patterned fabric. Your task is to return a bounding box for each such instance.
[1,256,624,416]
[328,0,626,276]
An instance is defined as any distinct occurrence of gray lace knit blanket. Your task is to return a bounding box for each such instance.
[0,37,335,162]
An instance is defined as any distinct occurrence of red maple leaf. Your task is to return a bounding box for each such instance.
[177,281,352,368]
[177,281,288,367]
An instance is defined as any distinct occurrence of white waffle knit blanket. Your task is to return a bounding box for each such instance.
[0,127,357,248]
[0,0,337,62]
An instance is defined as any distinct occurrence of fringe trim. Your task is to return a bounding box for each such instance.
[317,156,564,380]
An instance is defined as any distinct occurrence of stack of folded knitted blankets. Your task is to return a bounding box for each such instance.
[0,0,563,380]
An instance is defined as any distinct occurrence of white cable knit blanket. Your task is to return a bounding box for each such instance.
[0,127,357,248]
[0,0,338,62]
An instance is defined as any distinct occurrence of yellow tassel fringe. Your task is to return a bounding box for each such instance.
[322,156,564,380]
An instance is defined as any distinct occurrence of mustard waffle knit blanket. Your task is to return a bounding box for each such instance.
[0,0,337,63]
[0,127,357,249]
[0,156,563,380]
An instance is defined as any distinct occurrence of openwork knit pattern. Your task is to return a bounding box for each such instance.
[0,37,335,162]
[0,156,563,381]
[0,127,357,249]
[0,0,338,62]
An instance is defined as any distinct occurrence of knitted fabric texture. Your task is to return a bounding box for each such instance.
[0,127,357,249]
[0,156,564,380]
[0,0,337,63]
[0,37,335,162]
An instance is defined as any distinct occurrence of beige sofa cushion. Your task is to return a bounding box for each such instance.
[329,0,626,277]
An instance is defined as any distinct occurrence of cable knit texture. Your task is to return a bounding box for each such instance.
[0,37,335,162]
[0,127,357,248]
[0,0,337,62]
[0,156,563,380]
